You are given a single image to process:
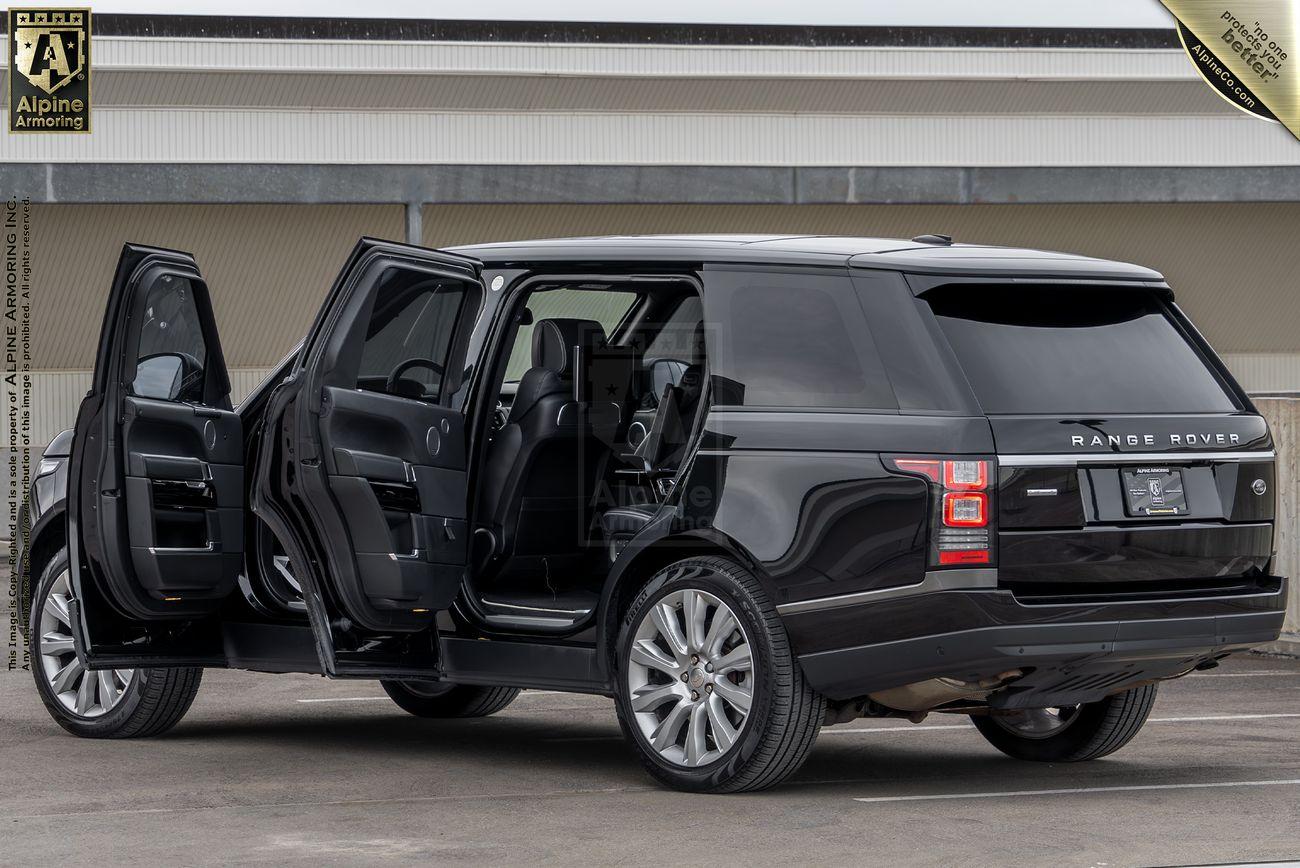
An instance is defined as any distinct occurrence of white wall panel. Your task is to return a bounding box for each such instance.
[2,110,1294,166]
[94,37,1195,81]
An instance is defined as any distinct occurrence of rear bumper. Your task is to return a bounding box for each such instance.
[790,582,1287,704]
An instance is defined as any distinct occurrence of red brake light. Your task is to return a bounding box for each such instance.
[892,458,941,483]
[939,549,990,565]
[943,492,988,527]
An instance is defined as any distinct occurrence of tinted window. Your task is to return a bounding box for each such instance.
[705,269,896,409]
[131,275,206,402]
[645,295,703,363]
[927,287,1236,415]
[504,288,639,381]
[356,272,469,402]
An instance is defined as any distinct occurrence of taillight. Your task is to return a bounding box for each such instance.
[943,491,988,527]
[887,457,994,568]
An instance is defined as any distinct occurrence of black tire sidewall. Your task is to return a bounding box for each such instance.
[28,548,155,737]
[971,703,1108,761]
[380,680,519,718]
[613,558,778,792]
[971,686,1156,762]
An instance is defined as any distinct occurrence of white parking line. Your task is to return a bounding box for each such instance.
[853,779,1300,804]
[1148,713,1300,723]
[1190,670,1300,678]
[821,712,1300,732]
[547,711,1300,742]
[297,689,573,704]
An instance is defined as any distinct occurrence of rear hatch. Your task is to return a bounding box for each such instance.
[924,283,1278,603]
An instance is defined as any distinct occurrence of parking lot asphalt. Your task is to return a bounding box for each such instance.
[1,652,1298,866]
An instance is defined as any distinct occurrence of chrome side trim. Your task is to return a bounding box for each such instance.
[775,568,998,615]
[148,542,215,554]
[998,450,1275,467]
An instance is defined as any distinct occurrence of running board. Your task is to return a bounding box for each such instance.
[440,637,610,695]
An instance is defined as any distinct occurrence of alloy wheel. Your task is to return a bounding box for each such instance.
[38,568,136,718]
[991,705,1082,739]
[626,588,755,767]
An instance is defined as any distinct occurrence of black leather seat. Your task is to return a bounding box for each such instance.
[477,318,619,579]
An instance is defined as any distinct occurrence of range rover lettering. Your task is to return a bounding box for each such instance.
[16,235,1286,793]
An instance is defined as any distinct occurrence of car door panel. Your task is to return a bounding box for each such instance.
[254,238,484,676]
[69,243,242,663]
[121,395,243,599]
[320,385,468,611]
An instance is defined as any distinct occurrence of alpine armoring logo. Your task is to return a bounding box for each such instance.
[8,8,91,133]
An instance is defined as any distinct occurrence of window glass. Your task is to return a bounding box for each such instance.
[355,271,469,401]
[131,275,206,402]
[926,286,1236,415]
[705,269,897,409]
[504,288,639,381]
[644,295,703,363]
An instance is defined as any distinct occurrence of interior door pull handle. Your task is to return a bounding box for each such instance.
[192,406,222,418]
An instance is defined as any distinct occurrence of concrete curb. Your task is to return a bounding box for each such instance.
[1253,637,1300,659]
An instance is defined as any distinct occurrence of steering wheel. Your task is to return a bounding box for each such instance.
[386,357,445,396]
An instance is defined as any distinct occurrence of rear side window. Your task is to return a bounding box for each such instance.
[926,286,1237,415]
[704,268,896,410]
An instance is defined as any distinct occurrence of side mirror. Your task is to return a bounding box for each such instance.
[131,352,193,401]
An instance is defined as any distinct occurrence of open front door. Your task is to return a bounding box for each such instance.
[253,239,484,677]
[68,244,243,665]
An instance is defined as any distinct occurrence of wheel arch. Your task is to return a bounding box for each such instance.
[596,527,770,679]
[18,506,67,638]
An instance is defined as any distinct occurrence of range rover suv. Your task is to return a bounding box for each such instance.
[15,235,1286,792]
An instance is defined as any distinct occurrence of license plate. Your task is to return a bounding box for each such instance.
[1122,467,1187,517]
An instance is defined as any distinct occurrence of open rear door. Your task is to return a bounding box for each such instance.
[253,239,484,677]
[68,244,243,665]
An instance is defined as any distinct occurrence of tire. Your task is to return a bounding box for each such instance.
[613,556,825,793]
[29,548,203,739]
[971,684,1159,762]
[381,680,520,718]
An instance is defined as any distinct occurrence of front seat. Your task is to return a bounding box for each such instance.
[477,318,618,581]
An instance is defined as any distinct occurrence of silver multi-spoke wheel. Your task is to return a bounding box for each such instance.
[626,588,754,767]
[38,569,136,718]
[992,706,1082,740]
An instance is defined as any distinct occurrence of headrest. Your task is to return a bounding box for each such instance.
[532,318,606,375]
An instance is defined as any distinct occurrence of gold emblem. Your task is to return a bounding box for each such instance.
[14,10,85,94]
[8,9,92,134]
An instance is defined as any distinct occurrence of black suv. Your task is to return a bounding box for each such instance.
[16,235,1286,792]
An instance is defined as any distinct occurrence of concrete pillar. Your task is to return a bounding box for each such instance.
[405,201,422,246]
[1254,396,1300,655]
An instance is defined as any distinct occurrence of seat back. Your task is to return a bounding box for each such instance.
[478,318,619,577]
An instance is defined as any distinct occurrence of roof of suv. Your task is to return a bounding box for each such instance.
[449,235,1165,281]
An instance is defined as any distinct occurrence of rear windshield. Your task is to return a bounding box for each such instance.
[926,286,1237,415]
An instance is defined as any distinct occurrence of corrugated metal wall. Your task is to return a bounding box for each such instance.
[5,112,1295,166]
